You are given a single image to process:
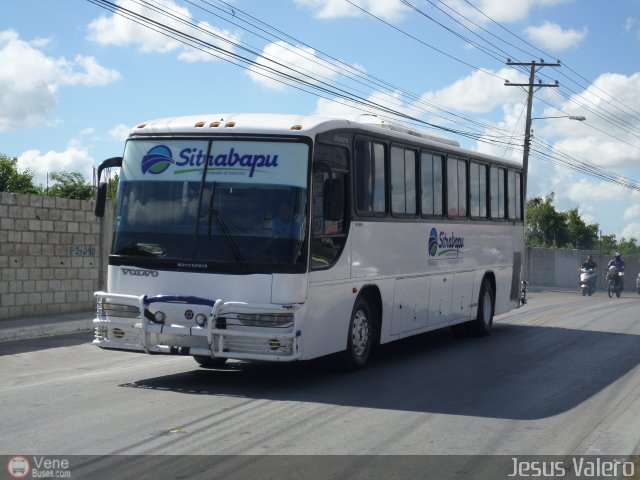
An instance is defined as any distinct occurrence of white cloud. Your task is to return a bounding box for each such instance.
[0,29,120,131]
[538,72,640,169]
[247,42,342,90]
[88,0,240,62]
[421,68,527,113]
[60,55,121,86]
[108,124,132,142]
[438,0,571,25]
[314,97,366,117]
[563,178,629,204]
[79,128,96,136]
[17,140,95,187]
[619,223,640,241]
[524,21,587,50]
[624,17,635,32]
[623,204,640,220]
[294,0,409,21]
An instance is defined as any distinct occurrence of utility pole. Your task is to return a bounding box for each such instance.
[505,59,560,200]
[505,59,560,294]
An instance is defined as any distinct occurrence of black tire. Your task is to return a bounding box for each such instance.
[616,288,621,298]
[467,280,494,337]
[581,286,587,296]
[335,296,374,372]
[608,283,613,298]
[193,355,228,368]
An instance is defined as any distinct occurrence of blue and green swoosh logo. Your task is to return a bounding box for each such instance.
[141,145,174,174]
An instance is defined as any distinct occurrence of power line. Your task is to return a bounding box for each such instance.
[83,0,640,193]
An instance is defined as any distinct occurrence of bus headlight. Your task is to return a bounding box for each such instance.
[152,311,166,324]
[236,313,294,328]
[97,299,140,319]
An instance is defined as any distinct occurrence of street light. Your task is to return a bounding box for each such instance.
[523,114,586,199]
[531,115,586,121]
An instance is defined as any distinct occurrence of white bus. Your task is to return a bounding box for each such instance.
[93,113,526,371]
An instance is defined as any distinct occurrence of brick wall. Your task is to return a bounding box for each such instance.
[0,192,113,321]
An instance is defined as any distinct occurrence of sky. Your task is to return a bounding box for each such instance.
[2,0,640,242]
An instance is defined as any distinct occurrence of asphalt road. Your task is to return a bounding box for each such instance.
[1,290,640,461]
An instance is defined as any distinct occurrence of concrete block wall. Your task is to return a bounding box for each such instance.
[1,191,637,322]
[0,192,113,321]
[526,247,639,290]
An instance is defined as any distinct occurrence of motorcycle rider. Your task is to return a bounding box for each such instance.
[580,254,597,291]
[607,252,625,290]
[582,254,597,270]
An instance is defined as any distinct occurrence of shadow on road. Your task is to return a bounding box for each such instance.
[119,323,640,420]
[0,331,93,355]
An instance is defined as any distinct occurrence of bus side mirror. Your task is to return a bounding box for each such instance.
[94,156,122,217]
[95,183,108,217]
[324,177,344,222]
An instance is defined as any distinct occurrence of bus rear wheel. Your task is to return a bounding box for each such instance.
[467,280,494,336]
[193,355,228,368]
[335,297,373,372]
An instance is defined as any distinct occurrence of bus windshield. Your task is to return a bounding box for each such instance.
[112,138,309,271]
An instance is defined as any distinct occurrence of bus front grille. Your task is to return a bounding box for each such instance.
[221,335,294,356]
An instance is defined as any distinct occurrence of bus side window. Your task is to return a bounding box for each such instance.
[447,157,467,217]
[508,170,522,220]
[470,162,487,218]
[421,152,443,216]
[355,139,386,214]
[390,146,417,216]
[490,166,506,219]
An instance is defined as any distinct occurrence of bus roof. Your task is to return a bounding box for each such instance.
[131,113,521,169]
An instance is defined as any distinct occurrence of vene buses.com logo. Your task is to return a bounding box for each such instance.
[7,456,30,478]
[141,145,174,175]
[429,227,465,258]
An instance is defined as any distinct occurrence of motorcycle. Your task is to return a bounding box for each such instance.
[606,266,624,298]
[579,267,597,296]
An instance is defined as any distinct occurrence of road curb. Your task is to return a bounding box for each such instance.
[0,317,93,342]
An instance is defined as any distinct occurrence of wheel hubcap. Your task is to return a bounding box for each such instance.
[351,309,370,357]
[482,291,492,326]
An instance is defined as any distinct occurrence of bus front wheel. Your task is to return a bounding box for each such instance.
[193,355,228,368]
[335,297,373,372]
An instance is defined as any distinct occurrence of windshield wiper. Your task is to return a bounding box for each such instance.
[207,185,247,271]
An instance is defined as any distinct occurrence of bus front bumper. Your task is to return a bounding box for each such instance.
[93,292,302,362]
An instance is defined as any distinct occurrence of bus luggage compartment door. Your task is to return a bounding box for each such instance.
[391,276,429,335]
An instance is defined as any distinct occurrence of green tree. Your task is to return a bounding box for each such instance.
[47,171,94,200]
[526,194,568,247]
[565,208,599,250]
[107,172,119,200]
[0,153,42,194]
[617,237,640,257]
[600,234,617,255]
[525,193,599,249]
